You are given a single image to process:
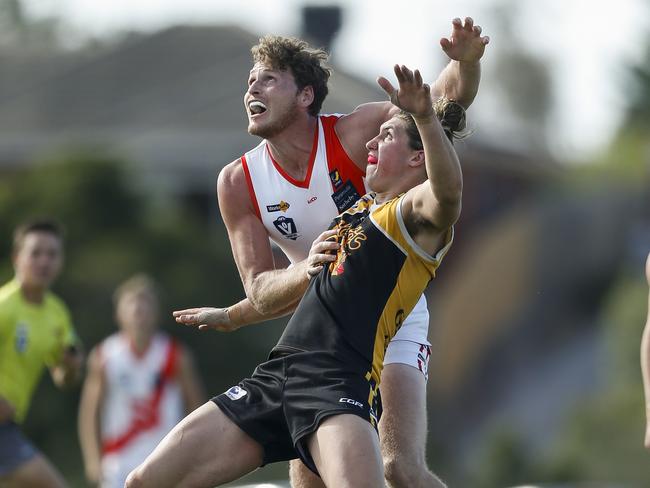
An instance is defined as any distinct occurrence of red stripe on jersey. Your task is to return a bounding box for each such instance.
[320,115,366,196]
[266,122,319,189]
[101,340,179,454]
[241,155,261,219]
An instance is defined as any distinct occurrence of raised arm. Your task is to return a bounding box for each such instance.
[432,17,490,109]
[641,253,650,448]
[336,17,488,171]
[379,64,462,255]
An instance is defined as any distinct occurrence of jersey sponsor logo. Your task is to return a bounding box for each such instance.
[15,322,28,353]
[273,216,300,240]
[225,385,247,401]
[307,196,317,204]
[329,169,343,189]
[332,180,361,213]
[266,200,290,213]
[339,397,364,408]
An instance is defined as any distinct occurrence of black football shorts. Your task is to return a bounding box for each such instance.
[212,350,381,475]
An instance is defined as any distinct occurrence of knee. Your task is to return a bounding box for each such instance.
[384,455,412,488]
[125,466,147,488]
[383,455,447,488]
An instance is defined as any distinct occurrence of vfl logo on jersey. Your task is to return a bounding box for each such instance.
[307,196,317,204]
[329,169,343,189]
[273,216,300,240]
[14,322,29,353]
[225,386,247,401]
[266,200,290,213]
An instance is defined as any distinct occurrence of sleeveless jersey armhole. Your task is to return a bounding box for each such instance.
[240,155,261,219]
[320,115,366,195]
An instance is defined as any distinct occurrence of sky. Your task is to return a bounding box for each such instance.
[23,0,650,161]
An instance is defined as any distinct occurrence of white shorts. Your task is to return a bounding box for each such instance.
[384,340,432,380]
[392,294,429,345]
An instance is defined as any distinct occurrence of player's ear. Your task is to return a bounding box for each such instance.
[299,86,314,108]
[408,150,425,168]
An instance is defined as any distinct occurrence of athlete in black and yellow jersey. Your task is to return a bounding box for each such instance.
[127,63,463,488]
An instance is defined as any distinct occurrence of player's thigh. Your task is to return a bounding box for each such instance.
[128,401,263,488]
[307,414,384,488]
[378,362,428,462]
[2,453,66,488]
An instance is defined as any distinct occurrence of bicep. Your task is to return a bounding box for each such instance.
[406,183,461,230]
[336,102,397,168]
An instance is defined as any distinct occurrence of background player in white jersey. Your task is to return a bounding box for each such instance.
[175,19,488,488]
[78,274,205,488]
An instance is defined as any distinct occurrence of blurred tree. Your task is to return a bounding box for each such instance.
[0,151,290,483]
[486,0,554,150]
[0,0,59,49]
[539,274,650,485]
[625,37,650,130]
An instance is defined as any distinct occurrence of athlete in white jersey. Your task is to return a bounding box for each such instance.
[173,21,488,488]
[79,275,204,488]
[96,332,183,488]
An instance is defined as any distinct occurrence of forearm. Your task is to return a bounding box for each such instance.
[247,262,310,315]
[78,400,102,471]
[0,395,15,423]
[415,115,463,207]
[228,297,298,328]
[52,351,83,389]
[433,60,481,109]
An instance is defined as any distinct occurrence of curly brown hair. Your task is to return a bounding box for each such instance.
[251,35,331,116]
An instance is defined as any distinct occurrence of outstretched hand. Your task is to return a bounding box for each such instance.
[377,64,434,119]
[173,307,239,332]
[440,17,489,63]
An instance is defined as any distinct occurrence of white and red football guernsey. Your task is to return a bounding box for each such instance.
[97,332,184,488]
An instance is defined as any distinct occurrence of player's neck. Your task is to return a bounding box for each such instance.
[266,116,318,179]
[374,190,399,205]
[127,333,154,357]
[19,282,46,304]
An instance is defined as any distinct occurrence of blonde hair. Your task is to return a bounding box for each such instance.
[112,273,159,306]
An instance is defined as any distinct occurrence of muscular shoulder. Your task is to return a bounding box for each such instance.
[218,158,247,194]
[217,158,253,211]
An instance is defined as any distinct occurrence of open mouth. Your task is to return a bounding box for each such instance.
[248,100,268,116]
[367,154,378,165]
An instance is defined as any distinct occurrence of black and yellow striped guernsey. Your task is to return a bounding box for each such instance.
[272,192,453,390]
